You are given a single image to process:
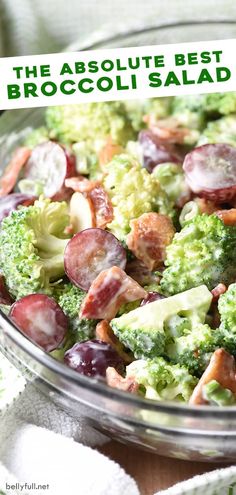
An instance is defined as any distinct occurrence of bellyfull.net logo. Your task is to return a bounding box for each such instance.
[3,482,50,492]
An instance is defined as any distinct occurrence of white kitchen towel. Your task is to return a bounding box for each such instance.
[157,466,236,495]
[0,355,139,495]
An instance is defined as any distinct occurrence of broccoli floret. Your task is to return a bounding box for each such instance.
[126,357,198,402]
[204,92,236,115]
[72,141,101,178]
[111,285,212,359]
[202,380,236,405]
[56,283,96,342]
[0,197,70,299]
[166,323,217,377]
[152,163,189,206]
[24,126,50,149]
[103,154,172,241]
[198,115,236,147]
[161,214,236,295]
[144,97,173,121]
[217,284,236,355]
[46,102,135,145]
[171,95,205,144]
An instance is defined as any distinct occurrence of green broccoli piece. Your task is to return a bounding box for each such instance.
[126,357,198,402]
[152,163,189,206]
[56,283,96,342]
[111,285,212,359]
[0,197,70,299]
[161,214,236,295]
[103,154,172,241]
[202,380,236,406]
[217,284,236,355]
[24,126,50,149]
[166,323,217,377]
[46,102,135,145]
[144,97,173,121]
[198,115,236,147]
[204,92,236,115]
[72,141,100,178]
[171,95,205,144]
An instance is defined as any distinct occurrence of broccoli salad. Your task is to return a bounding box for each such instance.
[2,94,236,406]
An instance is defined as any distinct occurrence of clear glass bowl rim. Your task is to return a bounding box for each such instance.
[2,18,236,419]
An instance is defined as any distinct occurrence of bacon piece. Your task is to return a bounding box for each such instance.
[89,186,113,229]
[145,116,192,145]
[215,208,236,226]
[106,367,139,393]
[0,147,31,197]
[189,349,236,405]
[96,320,133,363]
[65,176,100,193]
[65,177,113,229]
[195,197,219,215]
[99,138,124,168]
[127,213,175,271]
[211,283,227,302]
[80,266,147,320]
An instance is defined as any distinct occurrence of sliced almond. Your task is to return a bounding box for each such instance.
[69,192,96,234]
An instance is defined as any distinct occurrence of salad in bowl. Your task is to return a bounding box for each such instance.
[1,93,236,408]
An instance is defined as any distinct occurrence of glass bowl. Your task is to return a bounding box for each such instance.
[1,19,236,462]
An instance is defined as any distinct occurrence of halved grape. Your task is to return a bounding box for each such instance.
[0,193,35,223]
[183,143,236,202]
[10,294,68,351]
[139,130,182,172]
[20,141,76,199]
[64,339,124,377]
[141,292,165,306]
[64,228,127,291]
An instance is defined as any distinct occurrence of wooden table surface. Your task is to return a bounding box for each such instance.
[99,441,227,495]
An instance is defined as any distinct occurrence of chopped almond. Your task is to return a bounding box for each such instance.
[69,192,96,234]
[99,138,124,168]
[189,349,236,405]
[106,367,139,393]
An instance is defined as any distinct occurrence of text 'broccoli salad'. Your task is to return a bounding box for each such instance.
[2,94,236,406]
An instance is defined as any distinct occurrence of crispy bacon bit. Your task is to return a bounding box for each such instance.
[65,176,100,193]
[65,177,113,229]
[145,116,192,145]
[211,283,227,302]
[106,367,139,393]
[189,349,236,405]
[80,266,147,320]
[215,208,236,226]
[89,186,113,229]
[127,213,175,271]
[99,138,124,168]
[96,320,133,363]
[0,275,13,305]
[195,197,219,215]
[0,147,31,197]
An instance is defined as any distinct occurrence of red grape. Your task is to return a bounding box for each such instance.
[10,294,68,351]
[183,144,236,202]
[141,292,165,306]
[0,193,35,223]
[139,130,182,172]
[64,339,124,377]
[64,228,127,291]
[23,141,76,199]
